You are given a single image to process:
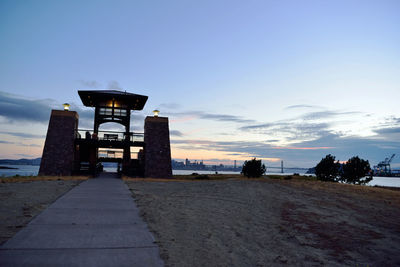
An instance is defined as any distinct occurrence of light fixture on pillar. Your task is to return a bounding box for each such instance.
[63,103,70,111]
[153,109,160,117]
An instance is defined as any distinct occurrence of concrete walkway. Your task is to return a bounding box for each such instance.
[0,173,164,267]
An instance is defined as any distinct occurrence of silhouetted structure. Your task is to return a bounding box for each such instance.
[144,116,172,178]
[39,90,172,178]
[373,154,396,176]
[39,110,79,176]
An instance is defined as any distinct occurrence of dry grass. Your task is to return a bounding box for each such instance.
[274,177,400,206]
[0,175,90,183]
[123,173,315,182]
[123,174,242,182]
[124,173,400,207]
[127,177,400,266]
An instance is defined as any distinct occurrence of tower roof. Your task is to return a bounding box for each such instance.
[78,90,148,110]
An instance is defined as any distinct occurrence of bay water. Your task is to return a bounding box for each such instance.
[1,165,399,188]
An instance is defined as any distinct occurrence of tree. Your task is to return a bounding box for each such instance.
[341,156,372,185]
[315,154,340,182]
[241,158,266,178]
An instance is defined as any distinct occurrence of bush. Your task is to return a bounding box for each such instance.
[341,156,372,185]
[241,158,266,178]
[315,154,340,182]
[195,174,210,180]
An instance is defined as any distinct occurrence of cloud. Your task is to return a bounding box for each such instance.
[300,111,361,120]
[25,143,41,147]
[238,107,369,147]
[0,140,41,147]
[171,139,277,159]
[239,123,274,130]
[78,80,101,88]
[170,130,183,137]
[159,103,181,109]
[0,92,96,129]
[0,131,45,139]
[107,80,123,90]
[200,113,255,123]
[0,140,14,144]
[285,104,322,109]
[240,121,331,142]
[0,91,55,123]
[374,127,400,134]
[166,110,256,124]
[171,127,400,168]
[289,132,400,164]
[17,153,37,158]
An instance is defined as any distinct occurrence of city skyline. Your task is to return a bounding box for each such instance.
[0,0,399,168]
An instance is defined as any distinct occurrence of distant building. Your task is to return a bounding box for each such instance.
[172,158,241,172]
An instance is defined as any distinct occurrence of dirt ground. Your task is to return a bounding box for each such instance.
[126,178,400,267]
[0,178,83,245]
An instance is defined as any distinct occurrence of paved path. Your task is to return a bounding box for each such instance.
[0,173,164,266]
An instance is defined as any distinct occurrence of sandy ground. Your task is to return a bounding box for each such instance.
[0,178,84,245]
[126,178,400,267]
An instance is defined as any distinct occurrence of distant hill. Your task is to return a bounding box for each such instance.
[306,167,315,174]
[0,158,41,166]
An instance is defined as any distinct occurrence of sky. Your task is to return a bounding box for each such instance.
[0,0,399,169]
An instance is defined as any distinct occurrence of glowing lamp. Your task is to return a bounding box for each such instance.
[153,109,160,117]
[63,103,70,111]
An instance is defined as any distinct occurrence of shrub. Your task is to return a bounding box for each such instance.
[241,158,266,178]
[195,174,210,180]
[315,154,340,182]
[341,156,372,185]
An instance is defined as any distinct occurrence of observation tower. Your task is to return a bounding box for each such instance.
[39,90,172,178]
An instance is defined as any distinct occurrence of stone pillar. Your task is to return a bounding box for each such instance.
[144,116,172,178]
[39,110,79,176]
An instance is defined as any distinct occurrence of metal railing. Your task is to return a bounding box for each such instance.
[98,150,139,160]
[76,129,144,142]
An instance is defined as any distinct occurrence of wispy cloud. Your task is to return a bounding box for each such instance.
[78,80,101,88]
[78,80,125,91]
[170,130,184,137]
[159,102,181,109]
[239,123,274,130]
[300,110,361,120]
[166,110,256,124]
[16,153,39,158]
[240,121,331,142]
[0,140,14,144]
[107,80,123,90]
[0,131,45,139]
[271,146,334,150]
[285,104,322,109]
[0,140,41,147]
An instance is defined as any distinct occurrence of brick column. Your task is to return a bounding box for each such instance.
[39,110,79,176]
[144,116,172,178]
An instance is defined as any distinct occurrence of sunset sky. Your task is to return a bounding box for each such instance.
[1,0,399,168]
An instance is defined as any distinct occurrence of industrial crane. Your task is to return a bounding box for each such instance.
[374,154,396,176]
